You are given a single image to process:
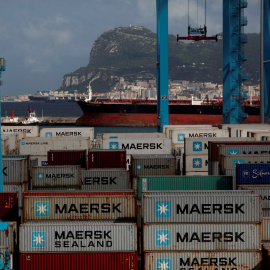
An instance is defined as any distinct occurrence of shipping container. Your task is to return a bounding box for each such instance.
[1,126,39,139]
[19,222,137,252]
[170,128,229,144]
[143,223,261,251]
[1,137,9,155]
[19,137,90,156]
[31,166,81,189]
[163,125,213,138]
[2,134,19,153]
[263,209,270,217]
[34,156,48,166]
[0,193,18,219]
[221,155,270,174]
[185,154,208,172]
[102,137,172,155]
[40,127,94,140]
[88,150,126,169]
[48,150,87,168]
[3,158,28,184]
[184,137,255,155]
[131,155,176,177]
[102,132,165,140]
[144,252,262,270]
[209,141,270,162]
[136,175,233,200]
[237,185,270,208]
[142,194,261,223]
[20,252,138,270]
[0,222,17,253]
[81,169,131,191]
[185,171,208,175]
[23,191,136,221]
[236,163,270,185]
[248,131,270,141]
[262,218,270,242]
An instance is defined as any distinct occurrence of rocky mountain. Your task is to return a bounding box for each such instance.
[59,26,260,93]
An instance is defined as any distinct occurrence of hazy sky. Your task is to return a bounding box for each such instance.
[0,0,260,96]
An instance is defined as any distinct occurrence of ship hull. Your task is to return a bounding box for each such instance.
[76,101,260,127]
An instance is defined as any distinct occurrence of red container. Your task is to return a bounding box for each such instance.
[48,150,87,168]
[88,150,126,169]
[209,141,270,161]
[20,252,138,270]
[0,192,18,219]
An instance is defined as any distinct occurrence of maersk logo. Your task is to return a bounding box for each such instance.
[156,201,171,218]
[35,201,49,217]
[193,158,202,168]
[136,164,142,170]
[109,142,119,149]
[228,149,240,155]
[233,159,245,168]
[37,173,44,180]
[45,132,53,137]
[156,258,171,270]
[193,141,202,152]
[21,141,25,145]
[31,231,47,248]
[155,230,170,246]
[177,134,185,142]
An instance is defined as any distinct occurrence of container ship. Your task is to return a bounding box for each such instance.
[76,97,260,127]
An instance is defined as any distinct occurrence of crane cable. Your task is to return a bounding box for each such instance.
[188,0,207,28]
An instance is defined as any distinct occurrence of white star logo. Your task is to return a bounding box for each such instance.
[33,233,45,246]
[194,143,201,150]
[178,135,184,141]
[38,173,43,179]
[36,203,48,215]
[194,159,201,167]
[158,260,170,270]
[137,165,142,169]
[110,143,118,149]
[157,232,169,244]
[230,150,238,155]
[157,203,169,215]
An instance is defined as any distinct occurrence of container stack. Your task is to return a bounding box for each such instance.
[142,191,262,269]
[19,190,138,270]
[2,157,30,219]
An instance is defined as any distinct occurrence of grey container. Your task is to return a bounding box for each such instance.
[31,166,81,188]
[81,169,131,190]
[238,185,270,208]
[221,154,270,174]
[3,158,28,184]
[143,223,261,251]
[19,221,137,253]
[23,195,136,221]
[131,155,176,178]
[262,218,270,241]
[142,194,261,223]
[0,222,17,253]
[144,252,262,270]
[263,209,270,217]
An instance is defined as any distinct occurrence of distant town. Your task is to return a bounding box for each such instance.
[1,77,260,102]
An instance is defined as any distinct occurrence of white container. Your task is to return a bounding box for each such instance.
[170,128,229,144]
[1,137,9,155]
[248,131,270,141]
[142,194,261,223]
[19,137,91,155]
[185,171,208,175]
[19,222,137,252]
[163,125,213,138]
[185,137,256,155]
[2,134,19,153]
[102,133,165,140]
[144,252,262,270]
[143,223,261,251]
[40,127,94,140]
[1,126,39,139]
[102,138,172,155]
[185,155,208,172]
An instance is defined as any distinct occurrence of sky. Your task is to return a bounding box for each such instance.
[0,0,260,96]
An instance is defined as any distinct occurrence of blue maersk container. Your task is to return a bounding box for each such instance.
[236,163,270,185]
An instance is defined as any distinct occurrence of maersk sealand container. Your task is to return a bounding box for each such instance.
[136,176,233,200]
[236,163,270,185]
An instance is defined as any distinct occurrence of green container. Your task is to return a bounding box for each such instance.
[137,175,233,199]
